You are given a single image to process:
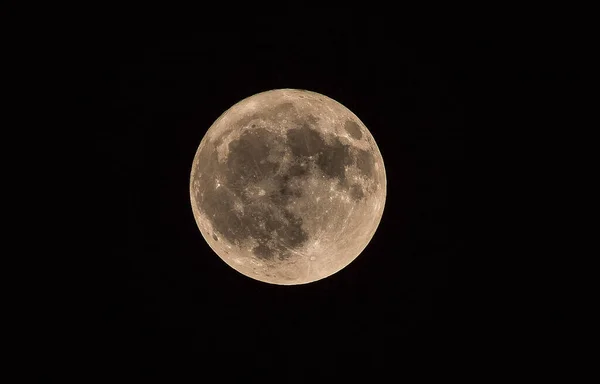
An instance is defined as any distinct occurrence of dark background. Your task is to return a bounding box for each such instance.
[79,5,580,381]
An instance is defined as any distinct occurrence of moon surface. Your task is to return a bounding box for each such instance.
[190,89,386,285]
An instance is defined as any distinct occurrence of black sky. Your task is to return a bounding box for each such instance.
[82,9,463,379]
[81,6,578,381]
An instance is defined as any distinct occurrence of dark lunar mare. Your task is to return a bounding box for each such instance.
[194,128,307,260]
[286,123,354,182]
[193,106,377,260]
[344,119,363,139]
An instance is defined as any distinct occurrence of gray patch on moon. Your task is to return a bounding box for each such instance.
[286,124,326,158]
[355,148,375,179]
[226,128,280,183]
[271,102,296,117]
[316,139,351,181]
[268,174,303,206]
[349,184,365,200]
[285,123,353,184]
[344,119,363,139]
[194,127,310,261]
[253,243,274,259]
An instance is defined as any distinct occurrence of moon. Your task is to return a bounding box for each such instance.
[190,89,386,285]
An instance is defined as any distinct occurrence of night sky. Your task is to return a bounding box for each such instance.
[82,6,575,381]
[85,10,462,379]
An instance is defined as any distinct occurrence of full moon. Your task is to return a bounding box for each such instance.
[190,89,386,285]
